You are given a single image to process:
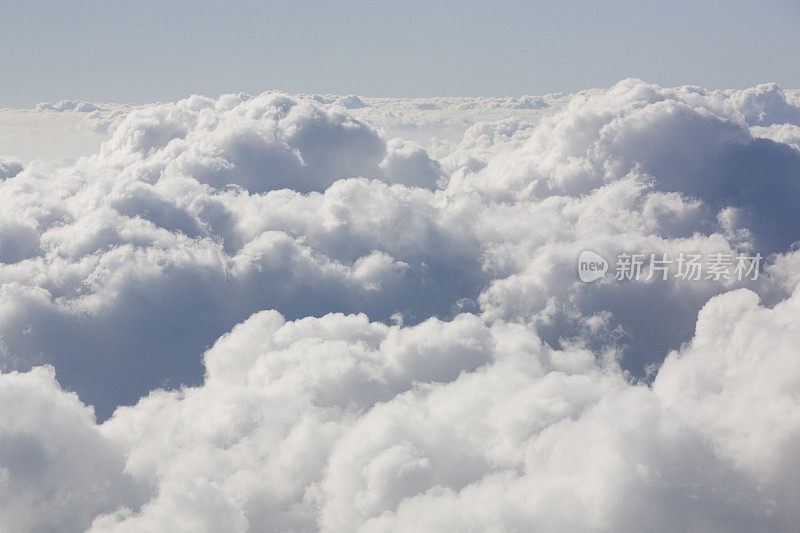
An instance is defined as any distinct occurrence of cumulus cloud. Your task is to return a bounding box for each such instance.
[0,366,143,533]
[98,93,388,194]
[6,288,800,532]
[380,139,443,189]
[1,79,800,531]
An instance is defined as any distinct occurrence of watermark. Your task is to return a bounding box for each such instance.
[577,251,761,283]
[578,250,608,282]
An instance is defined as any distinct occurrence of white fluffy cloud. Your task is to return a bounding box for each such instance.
[7,288,800,532]
[1,79,800,531]
[0,366,143,533]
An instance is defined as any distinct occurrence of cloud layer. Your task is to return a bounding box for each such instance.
[1,80,800,531]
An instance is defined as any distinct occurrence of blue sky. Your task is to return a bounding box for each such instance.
[2,0,800,106]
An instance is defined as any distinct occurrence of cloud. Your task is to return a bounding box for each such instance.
[0,79,800,530]
[339,95,365,109]
[0,104,130,162]
[35,100,101,113]
[380,139,443,189]
[4,286,800,531]
[0,366,143,533]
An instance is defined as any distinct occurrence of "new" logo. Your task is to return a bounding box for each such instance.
[578,251,608,282]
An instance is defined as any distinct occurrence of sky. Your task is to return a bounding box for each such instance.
[5,3,800,531]
[2,0,800,107]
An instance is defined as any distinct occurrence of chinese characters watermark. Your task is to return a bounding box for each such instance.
[578,251,761,283]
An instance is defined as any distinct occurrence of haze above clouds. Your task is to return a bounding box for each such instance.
[2,80,800,531]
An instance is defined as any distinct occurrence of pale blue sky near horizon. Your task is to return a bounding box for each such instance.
[1,0,799,107]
